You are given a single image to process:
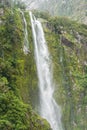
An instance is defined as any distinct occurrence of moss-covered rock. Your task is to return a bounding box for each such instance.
[0,5,87,130]
[0,8,51,130]
[42,15,87,130]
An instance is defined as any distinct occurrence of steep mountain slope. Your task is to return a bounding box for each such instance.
[1,0,86,23]
[0,8,51,130]
[34,12,87,130]
[0,3,87,130]
[28,0,87,24]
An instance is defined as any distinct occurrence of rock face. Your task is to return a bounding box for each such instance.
[61,36,74,48]
[0,8,51,130]
[0,4,87,130]
[44,16,87,130]
[28,0,87,24]
[33,10,87,130]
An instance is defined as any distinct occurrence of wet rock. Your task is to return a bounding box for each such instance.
[61,36,74,48]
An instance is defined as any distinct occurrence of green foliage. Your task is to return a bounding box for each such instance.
[14,0,26,9]
[43,15,87,130]
[0,8,51,130]
[33,10,51,20]
[48,16,87,37]
[0,91,29,129]
[0,0,26,9]
[0,6,87,130]
[0,91,51,130]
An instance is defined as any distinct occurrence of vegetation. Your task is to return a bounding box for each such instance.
[33,10,51,21]
[0,2,87,130]
[0,0,26,9]
[30,0,87,24]
[42,14,87,130]
[0,7,51,130]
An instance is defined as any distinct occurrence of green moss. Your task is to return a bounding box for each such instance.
[0,91,51,130]
[43,15,87,130]
[0,7,87,130]
[0,8,51,130]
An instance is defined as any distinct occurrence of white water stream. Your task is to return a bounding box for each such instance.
[30,12,63,130]
[20,10,29,54]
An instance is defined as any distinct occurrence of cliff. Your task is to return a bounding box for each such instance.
[34,11,87,130]
[0,8,51,130]
[28,0,87,24]
[0,6,87,130]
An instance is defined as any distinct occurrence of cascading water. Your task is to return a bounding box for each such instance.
[20,10,29,54]
[30,12,63,130]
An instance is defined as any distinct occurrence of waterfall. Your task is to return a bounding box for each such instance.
[30,12,63,130]
[20,10,29,55]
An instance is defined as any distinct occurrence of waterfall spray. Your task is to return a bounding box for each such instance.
[30,12,63,130]
[20,10,29,55]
